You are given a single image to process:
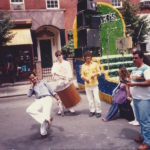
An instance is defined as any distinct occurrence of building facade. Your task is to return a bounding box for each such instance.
[0,0,150,82]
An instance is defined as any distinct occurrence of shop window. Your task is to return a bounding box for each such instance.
[111,0,122,8]
[16,51,31,76]
[46,0,60,9]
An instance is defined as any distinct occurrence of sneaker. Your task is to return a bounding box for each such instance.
[95,113,101,118]
[89,112,95,117]
[69,108,75,113]
[129,120,139,126]
[132,121,140,126]
[40,120,49,136]
[57,110,61,115]
[128,120,134,124]
[40,124,47,136]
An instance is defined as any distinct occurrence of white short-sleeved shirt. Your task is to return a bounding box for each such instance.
[130,64,150,100]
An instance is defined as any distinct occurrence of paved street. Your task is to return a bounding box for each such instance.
[0,92,140,150]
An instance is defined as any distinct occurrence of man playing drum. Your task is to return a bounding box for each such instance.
[81,51,102,118]
[51,50,76,115]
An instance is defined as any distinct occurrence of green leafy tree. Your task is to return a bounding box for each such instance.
[120,0,150,45]
[62,31,74,58]
[0,12,14,46]
[62,39,74,58]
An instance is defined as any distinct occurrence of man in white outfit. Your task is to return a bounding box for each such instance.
[51,50,75,115]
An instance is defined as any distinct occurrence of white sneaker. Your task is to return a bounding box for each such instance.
[69,108,75,113]
[129,120,139,126]
[128,120,135,124]
[57,110,61,115]
[40,120,49,136]
[132,121,140,126]
[40,124,47,136]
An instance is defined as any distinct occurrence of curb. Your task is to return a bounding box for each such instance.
[0,94,27,99]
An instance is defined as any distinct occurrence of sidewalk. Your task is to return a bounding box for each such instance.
[0,80,78,98]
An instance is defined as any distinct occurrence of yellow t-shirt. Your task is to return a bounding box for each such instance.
[81,61,101,87]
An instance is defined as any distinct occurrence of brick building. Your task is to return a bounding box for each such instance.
[0,0,149,82]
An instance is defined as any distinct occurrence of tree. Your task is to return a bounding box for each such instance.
[62,31,74,58]
[0,12,14,46]
[120,0,150,46]
[62,39,74,58]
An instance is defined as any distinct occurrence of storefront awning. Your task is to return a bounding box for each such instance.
[6,28,33,46]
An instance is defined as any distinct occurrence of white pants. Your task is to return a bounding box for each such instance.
[85,85,101,113]
[26,96,53,124]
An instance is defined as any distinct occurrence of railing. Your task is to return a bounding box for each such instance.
[42,68,53,81]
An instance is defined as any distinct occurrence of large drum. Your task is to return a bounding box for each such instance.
[55,80,81,108]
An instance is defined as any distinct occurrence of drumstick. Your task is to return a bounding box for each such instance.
[58,100,64,117]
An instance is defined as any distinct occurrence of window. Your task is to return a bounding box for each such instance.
[10,0,24,10]
[10,0,23,3]
[140,0,150,9]
[46,0,59,9]
[111,0,122,8]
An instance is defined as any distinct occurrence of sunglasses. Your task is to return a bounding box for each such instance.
[132,56,139,60]
[56,54,62,57]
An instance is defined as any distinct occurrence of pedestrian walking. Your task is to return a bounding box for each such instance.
[6,53,15,83]
[26,72,59,137]
[127,50,150,150]
[81,51,102,118]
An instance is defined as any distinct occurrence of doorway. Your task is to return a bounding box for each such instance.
[40,39,52,68]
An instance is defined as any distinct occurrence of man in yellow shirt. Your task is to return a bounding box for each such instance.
[81,51,102,118]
